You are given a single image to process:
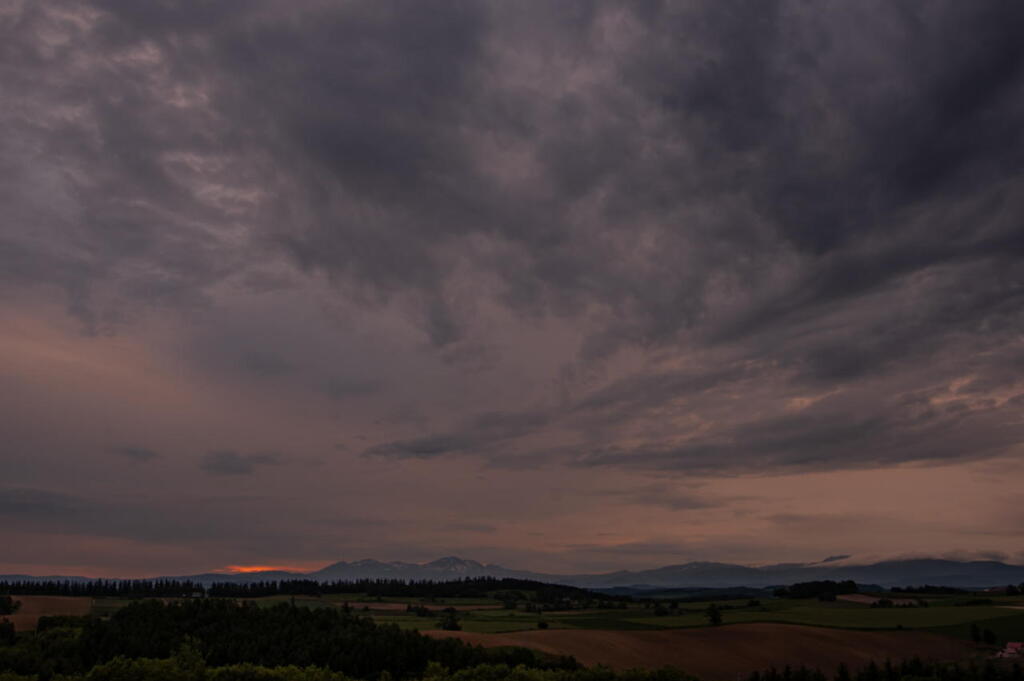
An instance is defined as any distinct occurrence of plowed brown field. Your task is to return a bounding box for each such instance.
[425,623,974,681]
[4,595,93,631]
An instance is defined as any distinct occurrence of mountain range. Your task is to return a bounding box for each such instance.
[5,556,1024,589]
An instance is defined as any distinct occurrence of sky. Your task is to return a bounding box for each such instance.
[1,0,1023,578]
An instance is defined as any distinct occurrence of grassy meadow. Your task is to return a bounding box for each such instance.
[468,602,1019,634]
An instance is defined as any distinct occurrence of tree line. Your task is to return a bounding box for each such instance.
[0,580,203,598]
[208,577,623,604]
[0,577,624,606]
[895,585,967,594]
[772,581,858,600]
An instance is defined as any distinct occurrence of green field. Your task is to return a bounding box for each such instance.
[367,596,1024,635]
[90,598,135,617]
[620,605,1022,630]
[925,612,1024,642]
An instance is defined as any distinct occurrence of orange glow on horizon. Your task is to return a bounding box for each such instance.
[221,565,305,574]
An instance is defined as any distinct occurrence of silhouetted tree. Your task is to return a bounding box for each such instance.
[0,597,19,616]
[438,609,461,631]
[0,618,15,646]
[705,603,723,626]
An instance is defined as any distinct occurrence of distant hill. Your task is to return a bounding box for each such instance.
[560,558,1024,589]
[307,557,535,581]
[4,556,1024,589]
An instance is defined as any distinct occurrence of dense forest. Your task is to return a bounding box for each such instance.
[0,599,579,680]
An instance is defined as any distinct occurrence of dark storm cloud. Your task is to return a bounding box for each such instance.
[357,2,1024,473]
[208,0,495,326]
[199,451,280,476]
[3,0,1024,482]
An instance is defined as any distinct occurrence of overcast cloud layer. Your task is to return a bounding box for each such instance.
[2,0,1023,576]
